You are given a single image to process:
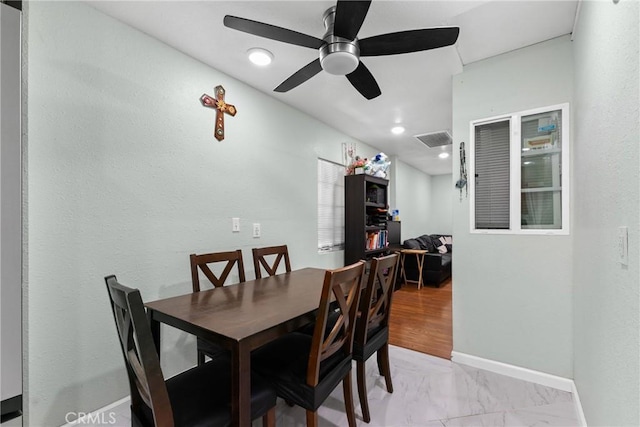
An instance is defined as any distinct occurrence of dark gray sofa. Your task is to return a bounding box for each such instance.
[401,234,452,287]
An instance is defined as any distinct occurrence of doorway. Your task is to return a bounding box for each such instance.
[388,278,453,359]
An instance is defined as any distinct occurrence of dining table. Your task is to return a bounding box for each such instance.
[145,267,328,427]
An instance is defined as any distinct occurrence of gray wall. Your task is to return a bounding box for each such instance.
[429,174,453,235]
[451,36,574,377]
[1,2,23,407]
[393,160,431,241]
[572,1,639,425]
[23,2,390,424]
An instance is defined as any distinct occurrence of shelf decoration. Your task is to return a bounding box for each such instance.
[346,156,367,175]
[345,151,390,178]
[200,85,237,141]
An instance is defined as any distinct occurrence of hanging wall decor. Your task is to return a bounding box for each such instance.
[455,141,468,201]
[200,85,237,141]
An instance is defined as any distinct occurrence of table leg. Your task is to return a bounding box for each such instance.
[231,342,252,426]
[415,253,425,290]
[400,252,407,287]
[147,310,161,359]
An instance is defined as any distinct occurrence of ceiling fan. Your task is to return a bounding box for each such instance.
[223,1,460,100]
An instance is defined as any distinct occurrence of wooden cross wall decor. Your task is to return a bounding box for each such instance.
[200,85,237,141]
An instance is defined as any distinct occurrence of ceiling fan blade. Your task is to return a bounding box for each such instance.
[333,0,371,41]
[274,59,323,93]
[359,27,460,56]
[224,15,324,49]
[346,61,381,100]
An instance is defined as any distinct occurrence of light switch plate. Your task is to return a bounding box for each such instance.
[232,217,240,232]
[618,226,628,265]
[253,223,261,238]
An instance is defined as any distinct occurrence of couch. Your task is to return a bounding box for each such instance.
[400,234,452,287]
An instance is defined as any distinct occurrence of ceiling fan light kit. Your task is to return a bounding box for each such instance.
[223,0,459,100]
[247,48,273,66]
[319,7,359,75]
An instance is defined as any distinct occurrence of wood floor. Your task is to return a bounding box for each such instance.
[388,278,453,359]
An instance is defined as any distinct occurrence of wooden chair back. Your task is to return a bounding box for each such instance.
[355,254,399,345]
[307,261,365,387]
[190,250,246,292]
[252,245,292,279]
[104,275,173,427]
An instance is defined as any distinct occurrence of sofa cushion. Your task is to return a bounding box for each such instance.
[441,253,452,269]
[404,234,452,255]
[418,235,440,252]
[402,238,421,249]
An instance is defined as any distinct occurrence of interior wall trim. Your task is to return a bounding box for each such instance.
[571,379,588,427]
[451,351,573,391]
[451,351,586,426]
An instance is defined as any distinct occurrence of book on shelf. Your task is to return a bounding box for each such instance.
[365,229,388,250]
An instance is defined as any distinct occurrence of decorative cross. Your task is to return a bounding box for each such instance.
[200,85,237,141]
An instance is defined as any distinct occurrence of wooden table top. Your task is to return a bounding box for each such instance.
[399,249,428,254]
[145,267,327,342]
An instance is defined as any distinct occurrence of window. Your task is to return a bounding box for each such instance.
[470,103,569,234]
[317,158,345,252]
[474,119,511,229]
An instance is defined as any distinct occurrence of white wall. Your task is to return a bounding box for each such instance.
[451,36,574,377]
[23,2,387,425]
[572,1,640,425]
[429,174,453,235]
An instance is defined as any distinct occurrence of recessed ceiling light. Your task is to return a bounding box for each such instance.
[391,126,405,135]
[247,48,273,66]
[438,152,450,159]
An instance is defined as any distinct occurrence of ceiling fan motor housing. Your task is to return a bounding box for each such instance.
[319,7,360,75]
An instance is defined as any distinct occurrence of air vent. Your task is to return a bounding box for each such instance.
[415,131,452,148]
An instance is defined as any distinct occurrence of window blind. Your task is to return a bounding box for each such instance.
[317,159,345,252]
[475,120,510,229]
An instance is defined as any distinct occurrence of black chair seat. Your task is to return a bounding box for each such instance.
[353,325,387,362]
[252,332,352,411]
[136,353,276,427]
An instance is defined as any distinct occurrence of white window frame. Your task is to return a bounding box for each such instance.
[469,103,570,235]
[317,158,346,253]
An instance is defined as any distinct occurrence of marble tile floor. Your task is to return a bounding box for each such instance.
[23,345,579,427]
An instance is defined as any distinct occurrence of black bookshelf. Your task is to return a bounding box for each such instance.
[344,174,390,265]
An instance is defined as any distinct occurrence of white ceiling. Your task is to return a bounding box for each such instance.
[88,0,578,175]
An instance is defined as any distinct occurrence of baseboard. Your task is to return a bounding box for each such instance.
[451,351,573,391]
[61,396,129,427]
[451,351,587,426]
[571,380,588,427]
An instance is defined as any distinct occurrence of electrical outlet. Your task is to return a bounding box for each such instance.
[253,223,261,238]
[232,217,240,232]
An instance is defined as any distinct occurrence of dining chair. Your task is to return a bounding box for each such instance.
[104,275,276,427]
[252,261,365,427]
[252,244,291,279]
[190,249,245,292]
[353,253,399,423]
[190,249,246,365]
